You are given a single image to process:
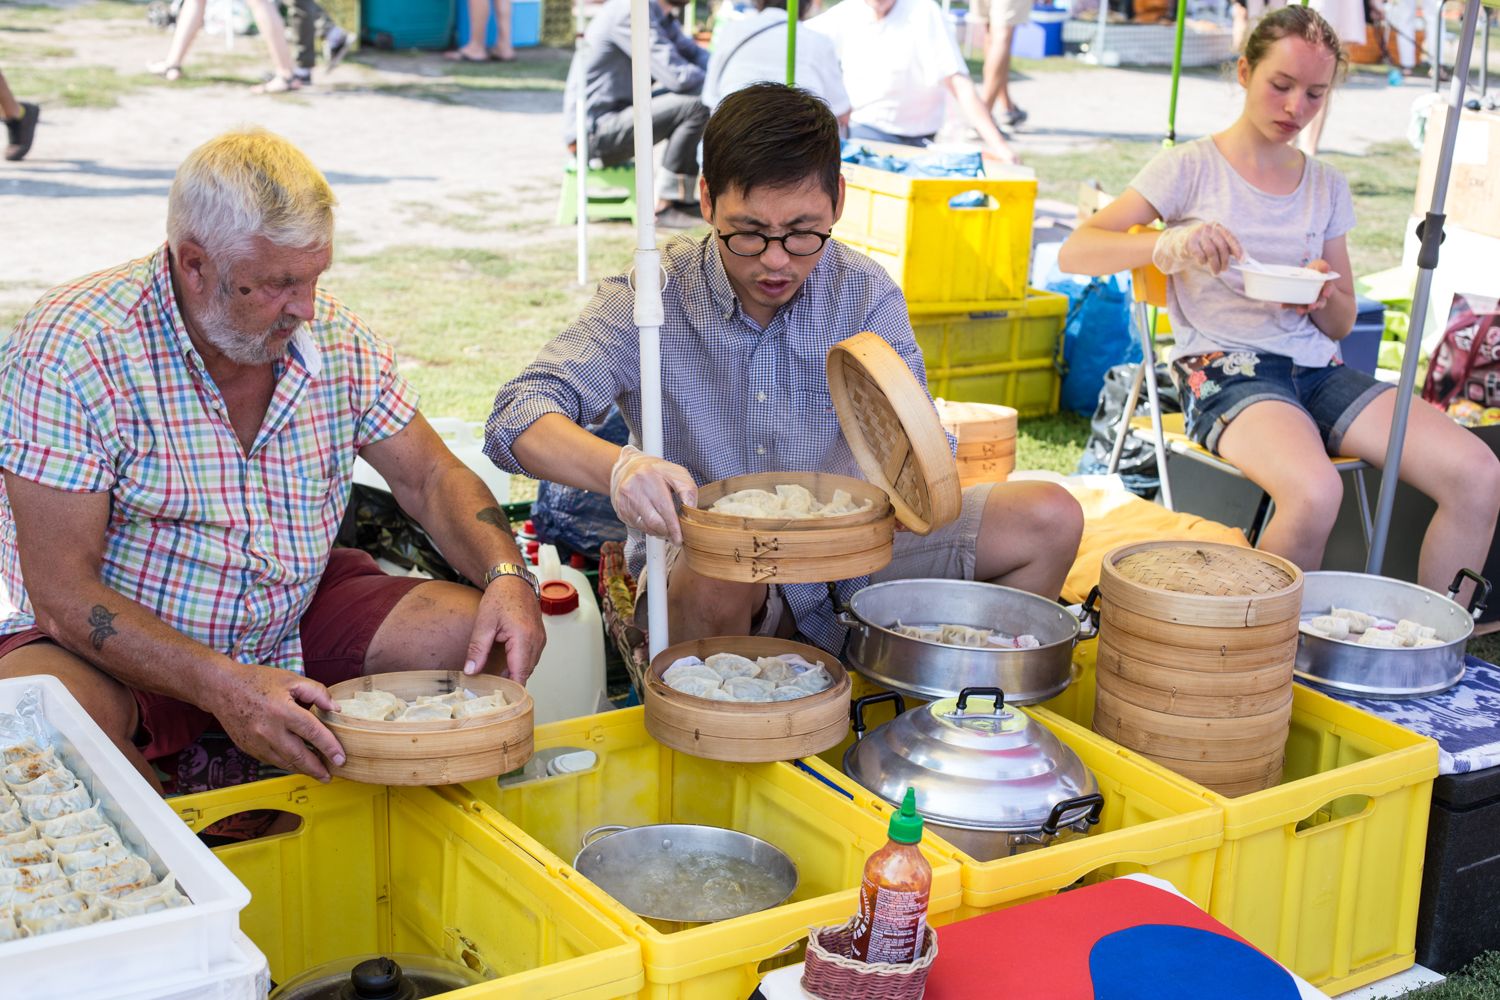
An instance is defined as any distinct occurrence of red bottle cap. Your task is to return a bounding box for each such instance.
[569,553,587,568]
[525,540,540,558]
[539,580,579,615]
[522,520,536,535]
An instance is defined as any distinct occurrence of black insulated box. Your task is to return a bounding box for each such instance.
[1416,763,1500,973]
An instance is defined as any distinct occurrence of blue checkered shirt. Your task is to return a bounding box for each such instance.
[484,233,927,652]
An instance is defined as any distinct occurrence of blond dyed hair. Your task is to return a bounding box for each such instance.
[166,128,337,265]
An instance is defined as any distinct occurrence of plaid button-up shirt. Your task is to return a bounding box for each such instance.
[0,246,418,672]
[485,233,928,652]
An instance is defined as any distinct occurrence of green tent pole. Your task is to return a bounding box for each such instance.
[1166,0,1186,145]
[787,0,799,84]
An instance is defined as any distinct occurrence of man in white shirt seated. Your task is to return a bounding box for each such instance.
[808,0,1018,163]
[702,0,851,126]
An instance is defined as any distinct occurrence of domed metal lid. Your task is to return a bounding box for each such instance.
[842,688,1098,832]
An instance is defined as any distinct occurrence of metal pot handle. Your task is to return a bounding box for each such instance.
[1447,568,1492,619]
[955,687,1006,713]
[850,692,906,741]
[580,824,628,849]
[1039,793,1104,838]
[1080,587,1103,633]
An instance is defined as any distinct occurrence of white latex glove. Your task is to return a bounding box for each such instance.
[609,445,698,545]
[1152,222,1244,276]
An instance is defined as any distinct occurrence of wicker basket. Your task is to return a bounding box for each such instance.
[801,918,939,1000]
[937,399,1018,488]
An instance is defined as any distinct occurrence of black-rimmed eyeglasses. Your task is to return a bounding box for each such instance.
[716,230,832,257]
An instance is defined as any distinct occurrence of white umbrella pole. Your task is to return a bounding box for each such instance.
[631,0,669,656]
[575,1,591,285]
[1365,0,1484,574]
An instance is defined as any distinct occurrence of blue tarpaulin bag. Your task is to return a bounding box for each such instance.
[1051,274,1139,417]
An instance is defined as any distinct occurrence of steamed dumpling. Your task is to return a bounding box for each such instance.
[1331,608,1375,634]
[102,880,190,917]
[0,839,52,868]
[20,903,107,935]
[67,856,154,896]
[667,675,723,699]
[3,751,65,786]
[663,659,720,687]
[14,890,88,922]
[1357,629,1403,648]
[452,693,508,719]
[1,739,48,765]
[57,841,129,876]
[722,676,777,701]
[0,805,32,836]
[397,702,454,721]
[0,826,39,847]
[1302,615,1351,641]
[755,657,799,684]
[45,826,118,854]
[9,769,79,798]
[1394,619,1437,644]
[18,782,91,822]
[0,861,63,888]
[768,686,811,702]
[893,621,944,642]
[790,665,833,694]
[0,878,71,908]
[414,690,469,708]
[705,653,760,680]
[775,484,815,515]
[36,805,109,840]
[0,909,20,943]
[704,687,738,701]
[334,697,400,722]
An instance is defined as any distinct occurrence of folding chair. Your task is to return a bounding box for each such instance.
[1104,227,1375,548]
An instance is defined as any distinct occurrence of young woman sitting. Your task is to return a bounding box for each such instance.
[1058,5,1500,594]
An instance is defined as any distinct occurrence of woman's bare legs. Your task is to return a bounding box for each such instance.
[149,0,205,78]
[246,0,297,80]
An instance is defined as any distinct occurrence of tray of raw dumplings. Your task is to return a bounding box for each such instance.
[644,637,853,763]
[0,675,250,997]
[1299,607,1446,648]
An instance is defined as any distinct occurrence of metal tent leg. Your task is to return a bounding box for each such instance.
[1353,468,1374,550]
[1136,301,1174,511]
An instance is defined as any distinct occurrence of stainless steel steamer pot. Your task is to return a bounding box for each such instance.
[1295,569,1490,698]
[838,579,1088,704]
[843,687,1103,862]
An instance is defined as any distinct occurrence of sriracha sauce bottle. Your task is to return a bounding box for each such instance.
[850,787,931,964]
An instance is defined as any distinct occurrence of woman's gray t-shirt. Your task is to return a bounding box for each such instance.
[1128,137,1356,367]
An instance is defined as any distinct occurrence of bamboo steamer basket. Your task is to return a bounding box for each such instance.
[680,332,961,584]
[939,399,1018,488]
[1093,688,1292,763]
[319,670,533,785]
[678,472,894,584]
[644,637,852,762]
[1095,653,1293,717]
[1091,541,1303,795]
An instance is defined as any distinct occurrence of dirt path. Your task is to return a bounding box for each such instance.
[0,1,1428,319]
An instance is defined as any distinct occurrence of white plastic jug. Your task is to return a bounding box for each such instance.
[525,546,607,725]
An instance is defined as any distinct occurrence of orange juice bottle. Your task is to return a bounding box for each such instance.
[850,787,931,964]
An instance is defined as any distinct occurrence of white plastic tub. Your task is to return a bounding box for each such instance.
[0,675,251,996]
[1235,261,1339,305]
[104,930,269,1000]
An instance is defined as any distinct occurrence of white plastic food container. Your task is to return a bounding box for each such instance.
[0,675,251,996]
[1235,261,1339,305]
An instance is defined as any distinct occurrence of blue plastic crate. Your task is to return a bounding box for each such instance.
[456,0,542,48]
[1012,5,1065,58]
[1342,295,1386,375]
[361,0,454,50]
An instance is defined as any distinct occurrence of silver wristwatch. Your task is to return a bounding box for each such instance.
[482,561,540,598]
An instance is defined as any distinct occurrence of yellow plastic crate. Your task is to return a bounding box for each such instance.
[911,290,1067,370]
[1037,641,1439,994]
[926,362,1060,418]
[455,706,963,1000]
[838,163,1037,311]
[811,676,1222,920]
[172,777,644,999]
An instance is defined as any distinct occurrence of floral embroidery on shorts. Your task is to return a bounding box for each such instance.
[1216,351,1259,377]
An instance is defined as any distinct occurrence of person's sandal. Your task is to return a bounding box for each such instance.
[146,60,183,81]
[251,74,304,94]
[4,102,39,162]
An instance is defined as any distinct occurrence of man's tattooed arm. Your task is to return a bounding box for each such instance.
[87,605,118,651]
[475,506,510,532]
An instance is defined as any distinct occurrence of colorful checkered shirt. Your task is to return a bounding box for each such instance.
[0,246,419,672]
[485,233,928,653]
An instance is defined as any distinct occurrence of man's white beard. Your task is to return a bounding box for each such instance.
[196,285,301,366]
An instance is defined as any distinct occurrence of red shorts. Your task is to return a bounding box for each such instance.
[0,548,426,760]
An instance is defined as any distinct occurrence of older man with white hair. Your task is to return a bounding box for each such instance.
[0,128,545,788]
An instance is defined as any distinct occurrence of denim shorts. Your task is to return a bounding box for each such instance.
[1170,350,1393,456]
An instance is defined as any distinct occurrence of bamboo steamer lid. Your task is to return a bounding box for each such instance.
[1099,541,1303,628]
[827,333,961,535]
[319,671,533,785]
[644,636,852,763]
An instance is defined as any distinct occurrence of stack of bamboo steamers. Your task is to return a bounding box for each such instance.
[1093,541,1303,796]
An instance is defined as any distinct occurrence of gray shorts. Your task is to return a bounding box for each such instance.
[637,483,995,638]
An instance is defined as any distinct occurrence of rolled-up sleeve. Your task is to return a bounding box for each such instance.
[0,347,116,494]
[484,278,639,474]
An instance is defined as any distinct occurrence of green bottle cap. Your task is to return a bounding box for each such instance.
[888,787,924,844]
